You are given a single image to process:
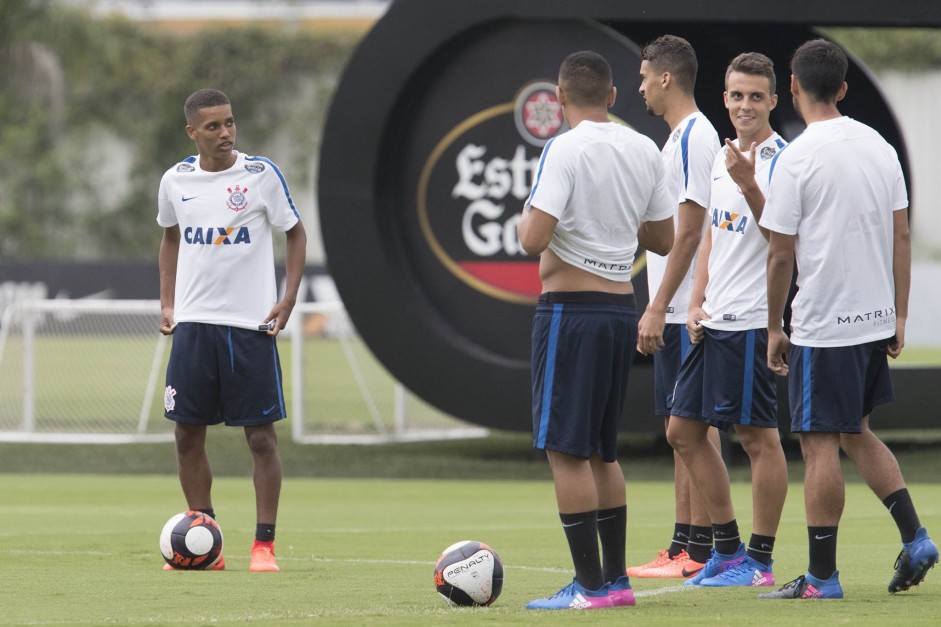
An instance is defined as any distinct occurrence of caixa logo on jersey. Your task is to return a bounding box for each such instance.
[417,81,567,304]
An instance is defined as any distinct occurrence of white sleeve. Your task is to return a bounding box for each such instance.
[644,149,676,222]
[524,137,573,220]
[156,173,177,227]
[680,123,719,208]
[760,151,801,235]
[260,160,300,232]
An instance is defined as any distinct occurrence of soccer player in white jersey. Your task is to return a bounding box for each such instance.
[666,52,788,588]
[759,39,938,600]
[518,50,674,610]
[157,89,307,573]
[629,34,722,580]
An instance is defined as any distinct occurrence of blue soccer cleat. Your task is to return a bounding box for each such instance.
[700,555,773,587]
[758,571,843,599]
[525,579,613,610]
[888,526,939,593]
[685,543,746,586]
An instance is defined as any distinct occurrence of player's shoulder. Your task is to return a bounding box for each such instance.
[163,155,198,178]
[241,154,287,180]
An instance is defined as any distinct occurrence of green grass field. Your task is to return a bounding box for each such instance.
[2,469,939,626]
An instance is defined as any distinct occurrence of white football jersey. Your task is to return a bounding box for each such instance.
[157,151,300,330]
[702,133,786,330]
[646,112,720,322]
[760,117,907,347]
[525,120,674,281]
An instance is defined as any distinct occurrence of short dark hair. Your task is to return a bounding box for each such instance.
[790,39,847,103]
[641,35,698,94]
[184,89,230,124]
[558,50,613,107]
[726,52,776,95]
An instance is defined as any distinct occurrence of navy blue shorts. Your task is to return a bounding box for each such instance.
[164,322,287,427]
[787,339,895,433]
[531,292,637,462]
[652,323,692,417]
[671,328,778,431]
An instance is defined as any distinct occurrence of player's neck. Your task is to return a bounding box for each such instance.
[199,152,238,172]
[664,99,699,132]
[737,126,774,147]
[565,106,610,128]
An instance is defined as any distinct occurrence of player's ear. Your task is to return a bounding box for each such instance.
[185,125,196,140]
[769,93,778,110]
[608,85,617,108]
[836,81,848,103]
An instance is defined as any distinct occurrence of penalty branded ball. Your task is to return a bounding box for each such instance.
[434,540,504,607]
[159,511,223,570]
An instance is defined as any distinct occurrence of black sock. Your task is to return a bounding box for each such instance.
[807,526,838,580]
[597,506,627,584]
[255,524,276,543]
[668,522,690,558]
[687,525,713,564]
[713,519,741,556]
[747,533,775,566]
[560,511,603,591]
[883,488,921,544]
[197,508,216,520]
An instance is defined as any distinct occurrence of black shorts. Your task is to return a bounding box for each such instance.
[787,340,895,433]
[531,292,637,462]
[671,328,778,431]
[164,322,286,427]
[652,323,692,417]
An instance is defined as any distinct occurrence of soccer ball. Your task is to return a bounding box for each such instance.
[434,540,504,606]
[159,511,223,570]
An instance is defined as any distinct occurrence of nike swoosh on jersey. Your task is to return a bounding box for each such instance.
[262,404,278,415]
[182,195,198,202]
[714,404,736,413]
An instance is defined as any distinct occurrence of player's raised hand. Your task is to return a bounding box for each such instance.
[724,138,756,186]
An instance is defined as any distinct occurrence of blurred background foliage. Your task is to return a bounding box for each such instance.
[2,0,940,260]
[0,0,359,259]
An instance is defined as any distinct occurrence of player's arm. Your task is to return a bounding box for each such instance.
[637,200,707,355]
[686,226,712,344]
[263,221,308,336]
[888,208,911,358]
[766,230,795,375]
[725,139,771,241]
[517,205,558,256]
[158,225,181,335]
[637,216,674,257]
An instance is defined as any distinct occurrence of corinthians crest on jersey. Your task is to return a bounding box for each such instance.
[226,185,249,212]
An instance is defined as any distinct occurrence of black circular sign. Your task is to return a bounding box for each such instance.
[319,2,911,431]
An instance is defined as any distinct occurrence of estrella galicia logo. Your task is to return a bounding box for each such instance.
[177,163,195,172]
[513,81,566,147]
[417,80,571,304]
[245,162,265,174]
[183,226,251,245]
[760,146,776,160]
[225,185,249,212]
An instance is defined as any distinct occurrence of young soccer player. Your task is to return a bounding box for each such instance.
[629,34,722,580]
[666,52,788,588]
[518,50,674,610]
[759,39,938,599]
[157,88,307,572]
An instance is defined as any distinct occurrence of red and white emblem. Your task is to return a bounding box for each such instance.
[514,81,566,146]
[226,185,249,212]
